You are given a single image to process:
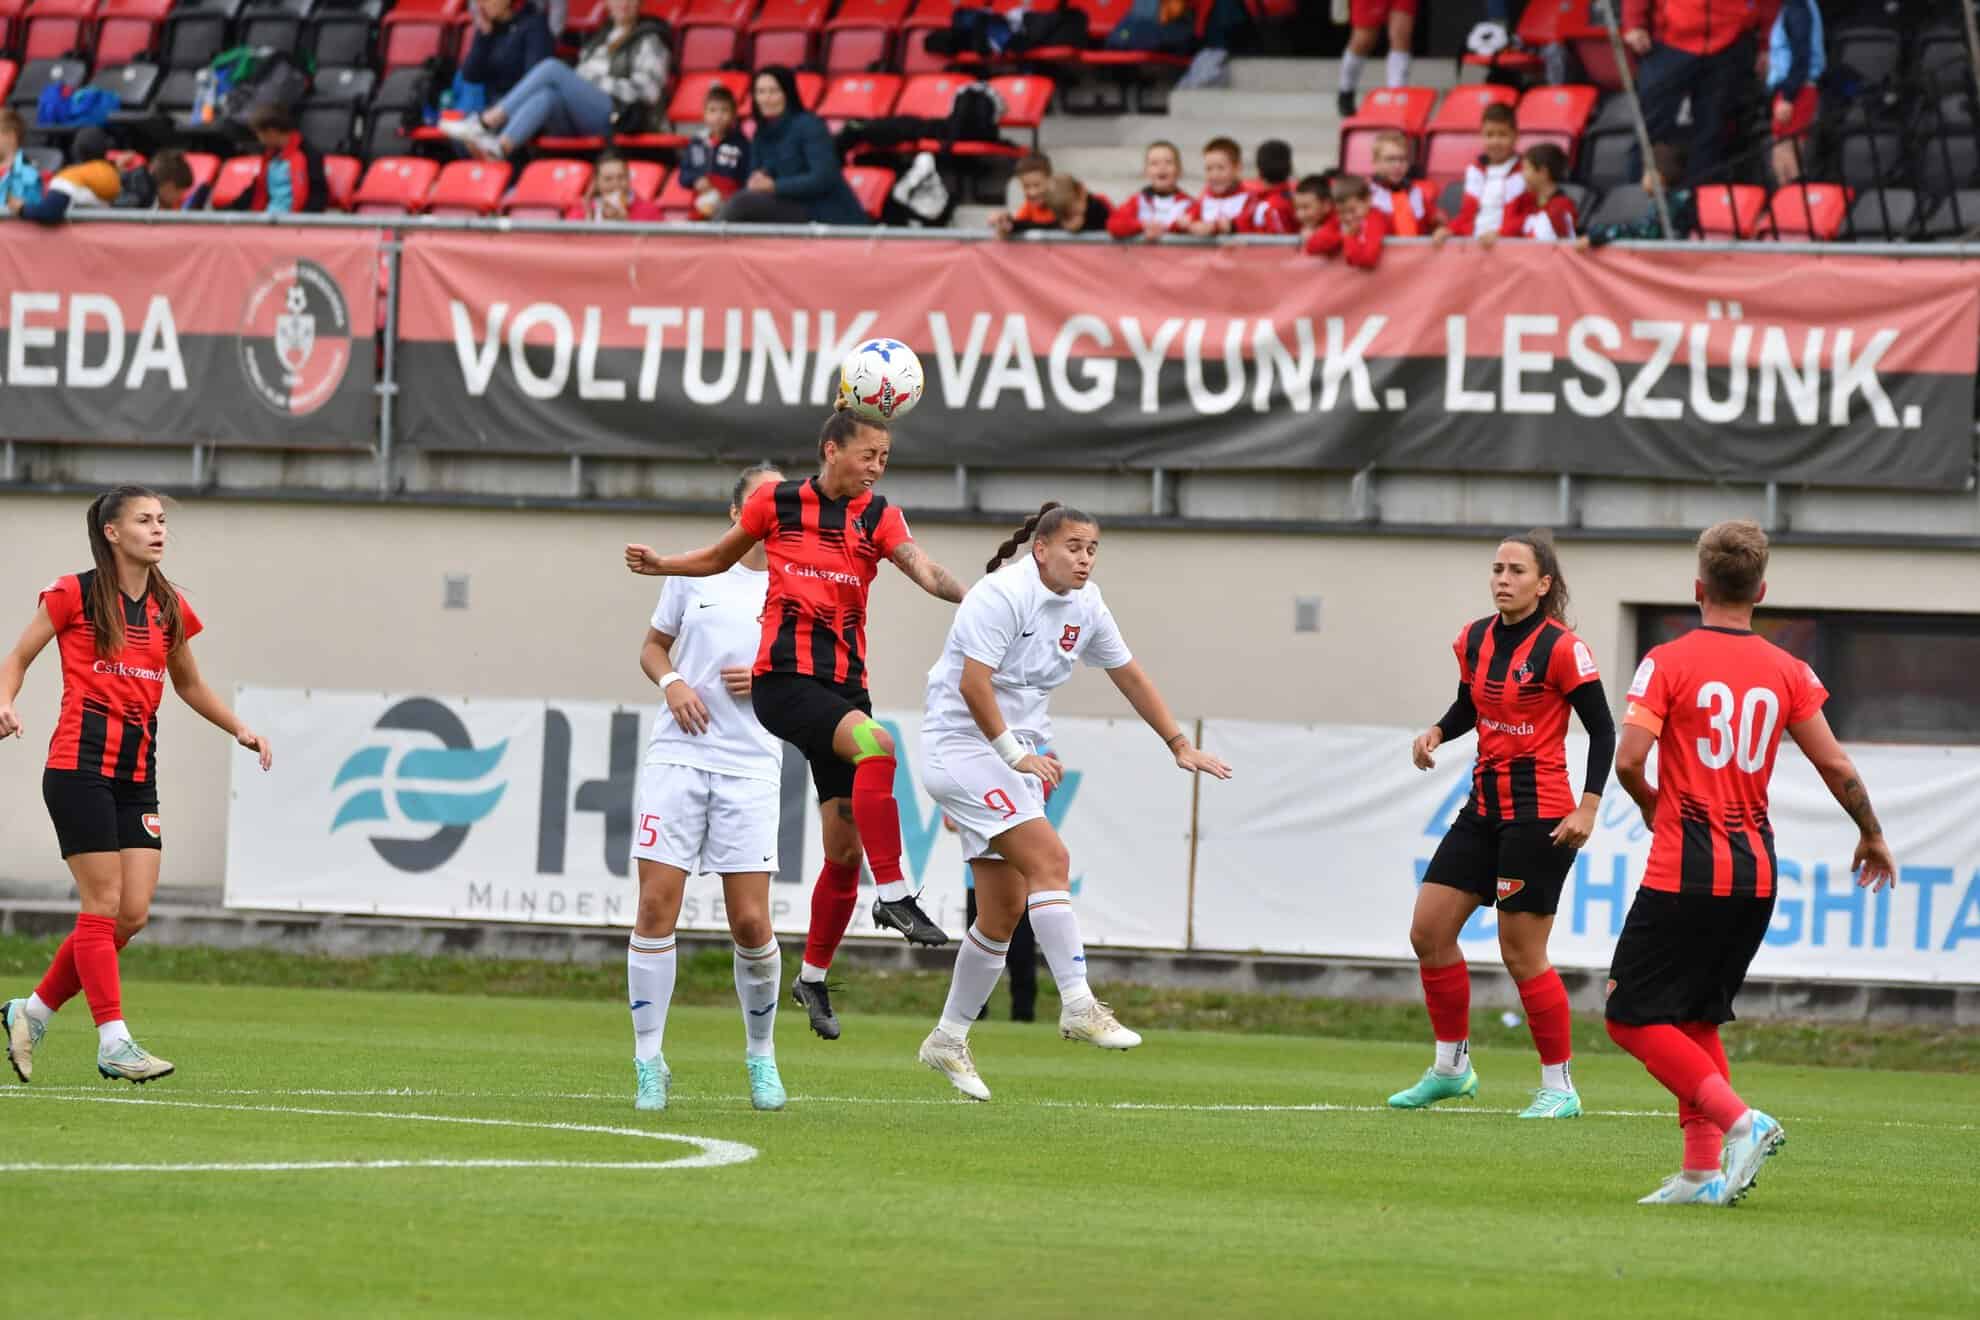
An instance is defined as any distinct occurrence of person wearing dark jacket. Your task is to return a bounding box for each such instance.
[1622,0,1762,185]
[459,0,554,102]
[230,103,328,214]
[718,65,867,225]
[441,0,668,159]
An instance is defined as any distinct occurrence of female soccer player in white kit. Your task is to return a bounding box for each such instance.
[626,463,789,1114]
[916,503,1232,1100]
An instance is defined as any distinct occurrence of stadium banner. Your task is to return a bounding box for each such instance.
[1192,722,1980,984]
[0,224,376,447]
[394,234,1975,490]
[223,687,1193,949]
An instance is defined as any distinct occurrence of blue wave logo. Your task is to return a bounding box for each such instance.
[859,337,908,362]
[332,698,509,873]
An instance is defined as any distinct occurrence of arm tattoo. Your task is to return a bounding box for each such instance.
[1838,775,1883,836]
[892,544,966,603]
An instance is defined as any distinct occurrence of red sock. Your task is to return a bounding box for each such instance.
[1607,1020,1749,1130]
[69,913,123,1027]
[850,757,905,888]
[1682,1117,1725,1171]
[1419,961,1470,1042]
[1515,967,1573,1066]
[803,860,862,970]
[33,928,130,1015]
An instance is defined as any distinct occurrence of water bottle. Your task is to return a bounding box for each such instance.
[194,68,214,124]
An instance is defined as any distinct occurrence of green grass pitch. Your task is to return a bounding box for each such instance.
[5,981,1976,1319]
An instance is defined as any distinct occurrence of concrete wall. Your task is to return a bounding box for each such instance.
[4,491,1977,893]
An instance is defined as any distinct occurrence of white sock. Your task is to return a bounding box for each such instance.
[1025,890,1093,1016]
[733,939,780,1059]
[1386,50,1411,87]
[1542,1060,1574,1093]
[627,933,676,1063]
[1726,1110,1755,1142]
[799,960,828,984]
[1434,1038,1470,1076]
[23,992,53,1026]
[1340,51,1364,94]
[938,924,1009,1039]
[875,879,910,903]
[1680,1167,1719,1183]
[97,1018,131,1050]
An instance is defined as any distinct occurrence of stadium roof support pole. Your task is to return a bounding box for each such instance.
[1597,0,1675,239]
[377,236,404,495]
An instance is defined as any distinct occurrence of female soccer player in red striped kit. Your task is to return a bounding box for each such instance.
[625,408,967,1041]
[1398,531,1615,1118]
[1609,521,1895,1207]
[1,486,272,1086]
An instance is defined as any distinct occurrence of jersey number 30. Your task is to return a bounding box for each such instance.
[1696,682,1780,773]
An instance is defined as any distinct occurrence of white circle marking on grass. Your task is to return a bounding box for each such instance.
[0,1091,757,1175]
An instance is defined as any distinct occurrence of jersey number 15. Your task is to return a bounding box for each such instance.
[1695,682,1780,773]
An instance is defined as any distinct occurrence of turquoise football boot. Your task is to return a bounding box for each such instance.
[746,1056,787,1111]
[633,1056,670,1112]
[1387,1066,1480,1109]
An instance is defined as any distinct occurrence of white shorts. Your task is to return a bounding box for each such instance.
[631,762,779,875]
[922,732,1046,862]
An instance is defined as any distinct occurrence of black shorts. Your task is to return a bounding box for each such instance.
[751,671,872,803]
[1605,889,1776,1026]
[1421,811,1577,916]
[43,769,162,858]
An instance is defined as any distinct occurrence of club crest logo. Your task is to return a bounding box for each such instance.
[1604,978,1618,999]
[1513,662,1533,684]
[1059,624,1081,653]
[239,258,352,418]
[1496,878,1525,901]
[141,813,161,839]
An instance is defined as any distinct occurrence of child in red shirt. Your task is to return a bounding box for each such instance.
[1292,171,1338,250]
[1495,143,1578,242]
[1434,103,1522,242]
[1106,140,1194,241]
[1236,139,1297,234]
[565,152,662,222]
[1304,173,1386,268]
[1183,137,1247,236]
[1368,129,1443,237]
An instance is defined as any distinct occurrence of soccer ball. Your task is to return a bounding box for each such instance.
[837,338,925,422]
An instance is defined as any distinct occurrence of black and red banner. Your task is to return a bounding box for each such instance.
[0,225,376,448]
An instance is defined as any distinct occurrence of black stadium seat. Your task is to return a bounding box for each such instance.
[305,0,384,72]
[1845,186,1919,241]
[1918,189,1980,240]
[1918,134,1980,198]
[1828,25,1901,87]
[308,64,374,104]
[361,64,431,161]
[1915,30,1969,95]
[1838,129,1906,189]
[239,0,321,54]
[297,97,356,154]
[7,56,87,111]
[87,60,161,111]
[160,0,246,73]
[1583,183,1649,232]
[1578,130,1637,192]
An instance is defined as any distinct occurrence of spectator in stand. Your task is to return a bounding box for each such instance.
[1042,174,1111,233]
[1106,140,1194,241]
[990,152,1055,236]
[1493,144,1577,242]
[1767,0,1822,186]
[1579,141,1697,247]
[1305,173,1385,268]
[1622,0,1762,186]
[459,0,554,103]
[0,109,43,216]
[566,151,661,221]
[1292,171,1339,247]
[147,149,211,211]
[1368,129,1443,236]
[17,127,123,222]
[228,104,328,215]
[1236,138,1296,234]
[1434,103,1521,242]
[720,66,867,225]
[1183,137,1247,236]
[677,83,749,220]
[1338,0,1416,118]
[442,0,669,160]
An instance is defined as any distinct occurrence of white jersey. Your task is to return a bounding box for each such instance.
[1461,155,1525,235]
[922,555,1133,746]
[645,565,780,784]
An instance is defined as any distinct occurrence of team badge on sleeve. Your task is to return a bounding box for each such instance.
[1627,657,1655,699]
[1574,641,1598,679]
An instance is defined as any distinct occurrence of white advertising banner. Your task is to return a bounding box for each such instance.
[225,688,1194,949]
[1193,721,1980,984]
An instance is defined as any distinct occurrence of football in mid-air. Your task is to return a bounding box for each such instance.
[837,338,925,422]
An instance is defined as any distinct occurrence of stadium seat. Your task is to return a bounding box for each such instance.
[20,141,59,173]
[159,0,243,72]
[1694,182,1766,239]
[823,0,908,74]
[666,68,749,126]
[1559,180,1593,217]
[6,55,85,111]
[238,0,320,55]
[352,154,440,214]
[104,145,144,169]
[135,65,199,122]
[843,163,892,219]
[674,0,754,72]
[1436,175,1464,222]
[1061,0,1131,42]
[1916,29,1967,96]
[815,71,901,125]
[309,64,376,104]
[87,59,159,110]
[1581,181,1648,232]
[362,64,432,159]
[322,150,360,209]
[989,73,1049,149]
[0,60,15,104]
[502,157,592,218]
[427,159,511,216]
[627,158,666,201]
[21,0,96,63]
[1421,85,1517,184]
[748,0,829,70]
[652,166,699,219]
[892,71,969,119]
[1517,84,1598,164]
[181,147,218,189]
[1829,23,1901,88]
[1339,86,1438,177]
[0,2,22,59]
[296,99,355,153]
[898,0,957,76]
[1917,189,1980,241]
[1844,186,1918,241]
[1837,128,1906,189]
[1919,134,1980,197]
[304,0,379,69]
[1766,183,1850,241]
[379,0,464,73]
[1460,0,1575,76]
[94,0,174,67]
[209,154,263,208]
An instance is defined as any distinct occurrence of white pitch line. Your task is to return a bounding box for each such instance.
[0,1160,725,1173]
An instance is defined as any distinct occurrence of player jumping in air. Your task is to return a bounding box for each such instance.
[625,408,967,1042]
[1608,520,1896,1206]
[1,486,273,1086]
[1399,531,1616,1118]
[625,464,790,1113]
[914,503,1232,1101]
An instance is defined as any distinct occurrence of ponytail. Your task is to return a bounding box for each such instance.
[84,485,185,660]
[985,501,1097,574]
[1501,527,1572,627]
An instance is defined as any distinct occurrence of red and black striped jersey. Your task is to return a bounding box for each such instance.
[40,571,201,782]
[1624,627,1828,899]
[1454,611,1600,821]
[738,476,912,687]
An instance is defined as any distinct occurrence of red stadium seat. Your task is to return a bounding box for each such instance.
[181,149,218,190]
[209,155,264,210]
[1516,84,1598,163]
[323,153,361,210]
[666,69,749,126]
[0,3,22,58]
[898,0,958,75]
[989,73,1049,146]
[503,157,593,218]
[379,0,465,73]
[22,0,96,62]
[815,71,901,123]
[1694,183,1766,239]
[1338,86,1438,176]
[427,159,511,216]
[627,159,666,200]
[352,155,441,214]
[94,0,172,66]
[748,0,830,69]
[675,0,755,72]
[653,167,700,219]
[568,0,683,33]
[739,68,822,113]
[1766,183,1851,240]
[1426,83,1517,134]
[892,71,969,119]
[0,60,16,104]
[823,0,909,74]
[104,146,142,169]
[1061,0,1132,41]
[843,164,893,219]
